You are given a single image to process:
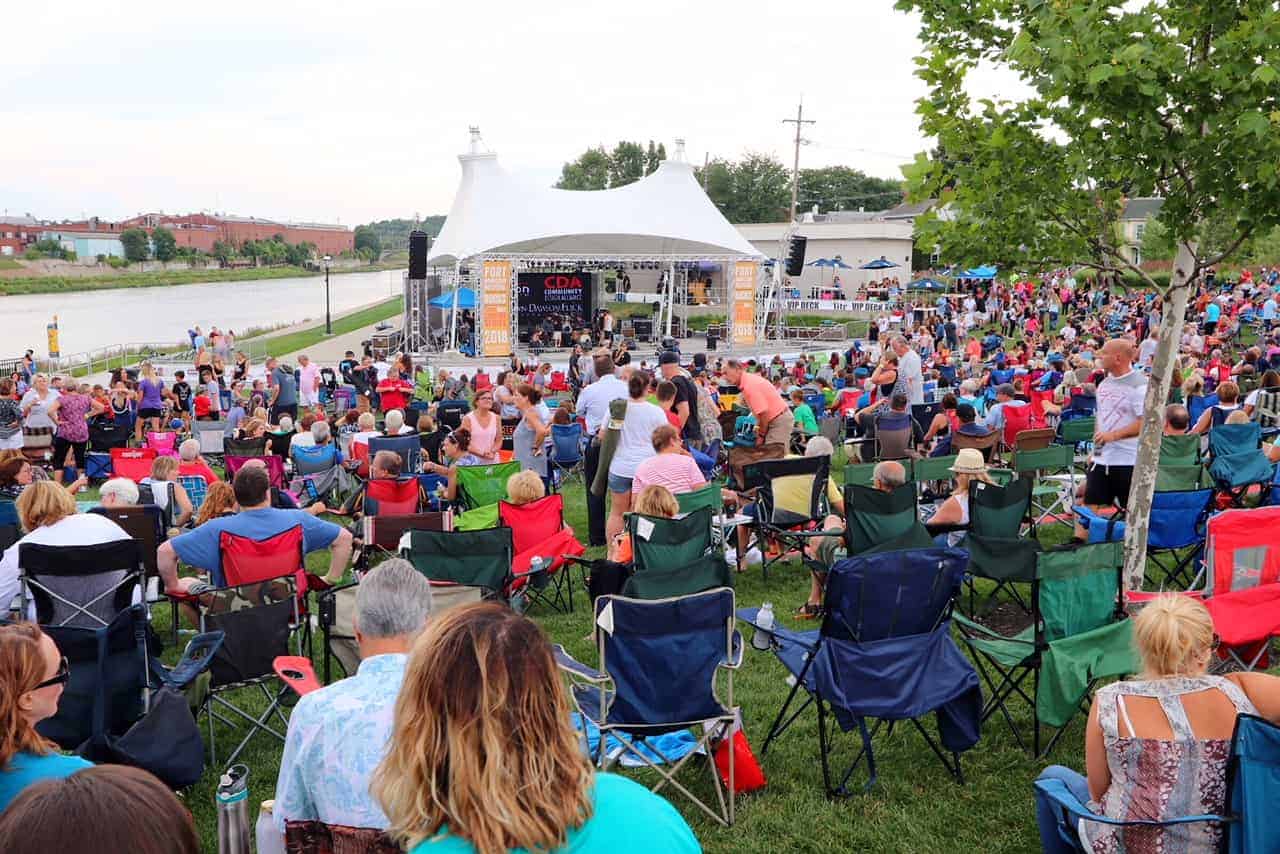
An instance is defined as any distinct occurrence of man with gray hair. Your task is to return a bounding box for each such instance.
[98,477,140,508]
[872,460,908,491]
[891,335,925,406]
[274,558,432,834]
[177,438,218,486]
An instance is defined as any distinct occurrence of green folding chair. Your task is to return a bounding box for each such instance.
[455,461,521,530]
[957,477,1038,615]
[1160,433,1201,467]
[954,541,1136,756]
[1154,464,1213,492]
[400,527,514,604]
[624,508,730,598]
[842,461,883,490]
[843,483,921,557]
[1057,417,1095,459]
[676,483,727,547]
[910,454,956,493]
[1013,444,1077,531]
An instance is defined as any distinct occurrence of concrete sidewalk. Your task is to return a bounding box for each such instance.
[273,316,402,364]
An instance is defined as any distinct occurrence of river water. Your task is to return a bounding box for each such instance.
[3,269,405,358]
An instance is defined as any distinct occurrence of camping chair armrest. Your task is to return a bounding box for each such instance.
[553,644,608,683]
[1033,779,1229,829]
[153,630,225,690]
[953,612,1027,644]
[721,630,745,670]
[777,527,845,539]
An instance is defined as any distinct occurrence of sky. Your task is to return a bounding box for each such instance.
[2,0,1022,227]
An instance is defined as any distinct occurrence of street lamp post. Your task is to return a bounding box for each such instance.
[323,254,332,335]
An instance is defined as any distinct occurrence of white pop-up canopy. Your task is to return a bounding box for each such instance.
[428,138,763,265]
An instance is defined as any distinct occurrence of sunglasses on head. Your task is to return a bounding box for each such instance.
[34,656,70,690]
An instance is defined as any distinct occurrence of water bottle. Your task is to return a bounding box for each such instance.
[255,800,287,854]
[216,764,251,854]
[752,602,775,651]
[529,555,545,578]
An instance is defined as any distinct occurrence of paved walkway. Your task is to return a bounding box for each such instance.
[273,317,402,364]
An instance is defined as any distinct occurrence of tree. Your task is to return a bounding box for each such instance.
[797,166,903,215]
[211,241,235,265]
[898,0,1280,589]
[608,141,647,188]
[555,147,611,190]
[353,225,381,259]
[645,140,667,175]
[285,240,316,266]
[151,227,177,262]
[695,153,791,223]
[1139,218,1176,264]
[119,228,150,263]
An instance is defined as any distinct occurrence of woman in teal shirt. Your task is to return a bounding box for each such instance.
[373,603,701,854]
[0,623,91,811]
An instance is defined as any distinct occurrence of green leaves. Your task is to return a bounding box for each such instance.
[1239,111,1271,139]
[1087,64,1116,85]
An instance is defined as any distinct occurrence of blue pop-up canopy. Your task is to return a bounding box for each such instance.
[908,277,948,291]
[961,265,998,279]
[429,287,476,310]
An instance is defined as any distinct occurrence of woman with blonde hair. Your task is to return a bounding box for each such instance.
[505,468,546,507]
[0,623,91,810]
[926,448,994,546]
[0,481,131,614]
[134,362,166,443]
[1034,594,1280,853]
[607,484,679,564]
[372,603,698,854]
[140,455,193,529]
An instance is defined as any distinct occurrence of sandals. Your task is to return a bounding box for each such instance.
[794,602,824,620]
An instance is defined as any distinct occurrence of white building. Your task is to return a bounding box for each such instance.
[736,215,915,296]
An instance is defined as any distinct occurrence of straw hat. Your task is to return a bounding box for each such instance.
[950,448,988,475]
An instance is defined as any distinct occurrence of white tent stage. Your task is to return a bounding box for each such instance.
[419,131,765,355]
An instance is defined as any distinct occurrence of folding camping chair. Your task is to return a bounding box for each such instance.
[1056,416,1095,458]
[910,454,955,501]
[955,540,1134,756]
[745,547,979,794]
[842,482,929,558]
[400,527,514,608]
[34,604,222,753]
[289,444,349,507]
[1035,713,1280,853]
[1160,432,1202,467]
[88,420,130,453]
[435,399,470,431]
[1076,488,1215,589]
[225,454,286,490]
[1254,388,1280,436]
[361,476,425,518]
[1199,505,1280,670]
[110,447,156,483]
[556,587,743,825]
[454,460,521,529]
[956,477,1039,616]
[86,504,165,594]
[689,438,723,482]
[842,461,884,491]
[224,436,268,457]
[620,508,733,599]
[500,494,584,614]
[195,575,305,766]
[21,426,54,467]
[549,422,585,487]
[195,420,228,458]
[951,429,1000,462]
[18,540,147,629]
[145,431,180,458]
[368,434,422,475]
[177,475,208,515]
[1207,423,1275,507]
[1013,444,1078,530]
[741,456,839,579]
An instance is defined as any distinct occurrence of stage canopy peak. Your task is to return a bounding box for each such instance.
[427,137,764,265]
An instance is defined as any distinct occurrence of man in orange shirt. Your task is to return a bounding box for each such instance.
[722,359,794,447]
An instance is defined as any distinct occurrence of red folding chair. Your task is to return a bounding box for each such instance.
[548,371,571,393]
[1201,506,1280,669]
[363,477,425,516]
[220,525,308,591]
[1000,403,1044,449]
[350,441,371,480]
[474,372,493,392]
[110,447,157,483]
[499,494,584,613]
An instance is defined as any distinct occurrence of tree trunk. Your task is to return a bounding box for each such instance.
[1121,241,1197,590]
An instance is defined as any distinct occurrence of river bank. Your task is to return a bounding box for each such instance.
[0,261,404,296]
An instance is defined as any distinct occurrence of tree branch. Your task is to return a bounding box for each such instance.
[1198,225,1255,270]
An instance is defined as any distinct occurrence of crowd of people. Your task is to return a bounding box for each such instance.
[1,265,1280,850]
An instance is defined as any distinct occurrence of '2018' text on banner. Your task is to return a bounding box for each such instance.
[732,261,757,346]
[481,260,513,356]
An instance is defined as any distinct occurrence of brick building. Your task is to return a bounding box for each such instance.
[0,215,41,256]
[119,212,354,256]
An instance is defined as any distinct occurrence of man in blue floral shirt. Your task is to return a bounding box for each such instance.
[273,558,433,835]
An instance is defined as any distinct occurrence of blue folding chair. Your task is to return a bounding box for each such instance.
[688,438,722,481]
[1208,422,1275,507]
[368,434,422,475]
[555,587,743,825]
[290,443,339,476]
[1034,713,1280,853]
[804,392,826,420]
[1074,487,1215,589]
[549,422,585,487]
[743,547,979,795]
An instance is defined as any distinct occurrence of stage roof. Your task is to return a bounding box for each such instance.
[428,142,763,265]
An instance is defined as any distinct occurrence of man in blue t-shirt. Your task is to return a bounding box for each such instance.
[267,357,299,424]
[157,465,352,593]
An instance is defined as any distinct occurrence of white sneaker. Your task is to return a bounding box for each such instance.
[744,547,763,567]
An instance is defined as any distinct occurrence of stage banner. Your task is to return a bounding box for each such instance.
[481,260,513,357]
[731,261,758,346]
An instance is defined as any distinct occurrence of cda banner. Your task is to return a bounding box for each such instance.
[732,261,758,346]
[481,260,513,357]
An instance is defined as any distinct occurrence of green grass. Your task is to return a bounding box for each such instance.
[0,262,403,296]
[250,298,402,358]
[133,460,1087,854]
[0,258,22,270]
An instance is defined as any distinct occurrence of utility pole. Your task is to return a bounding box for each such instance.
[782,99,815,223]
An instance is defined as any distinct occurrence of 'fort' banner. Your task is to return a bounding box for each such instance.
[481,260,513,356]
[732,261,758,346]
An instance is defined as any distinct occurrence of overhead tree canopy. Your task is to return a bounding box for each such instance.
[897,0,1280,589]
[555,140,666,191]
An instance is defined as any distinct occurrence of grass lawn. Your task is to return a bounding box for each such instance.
[251,298,402,358]
[132,457,1090,854]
